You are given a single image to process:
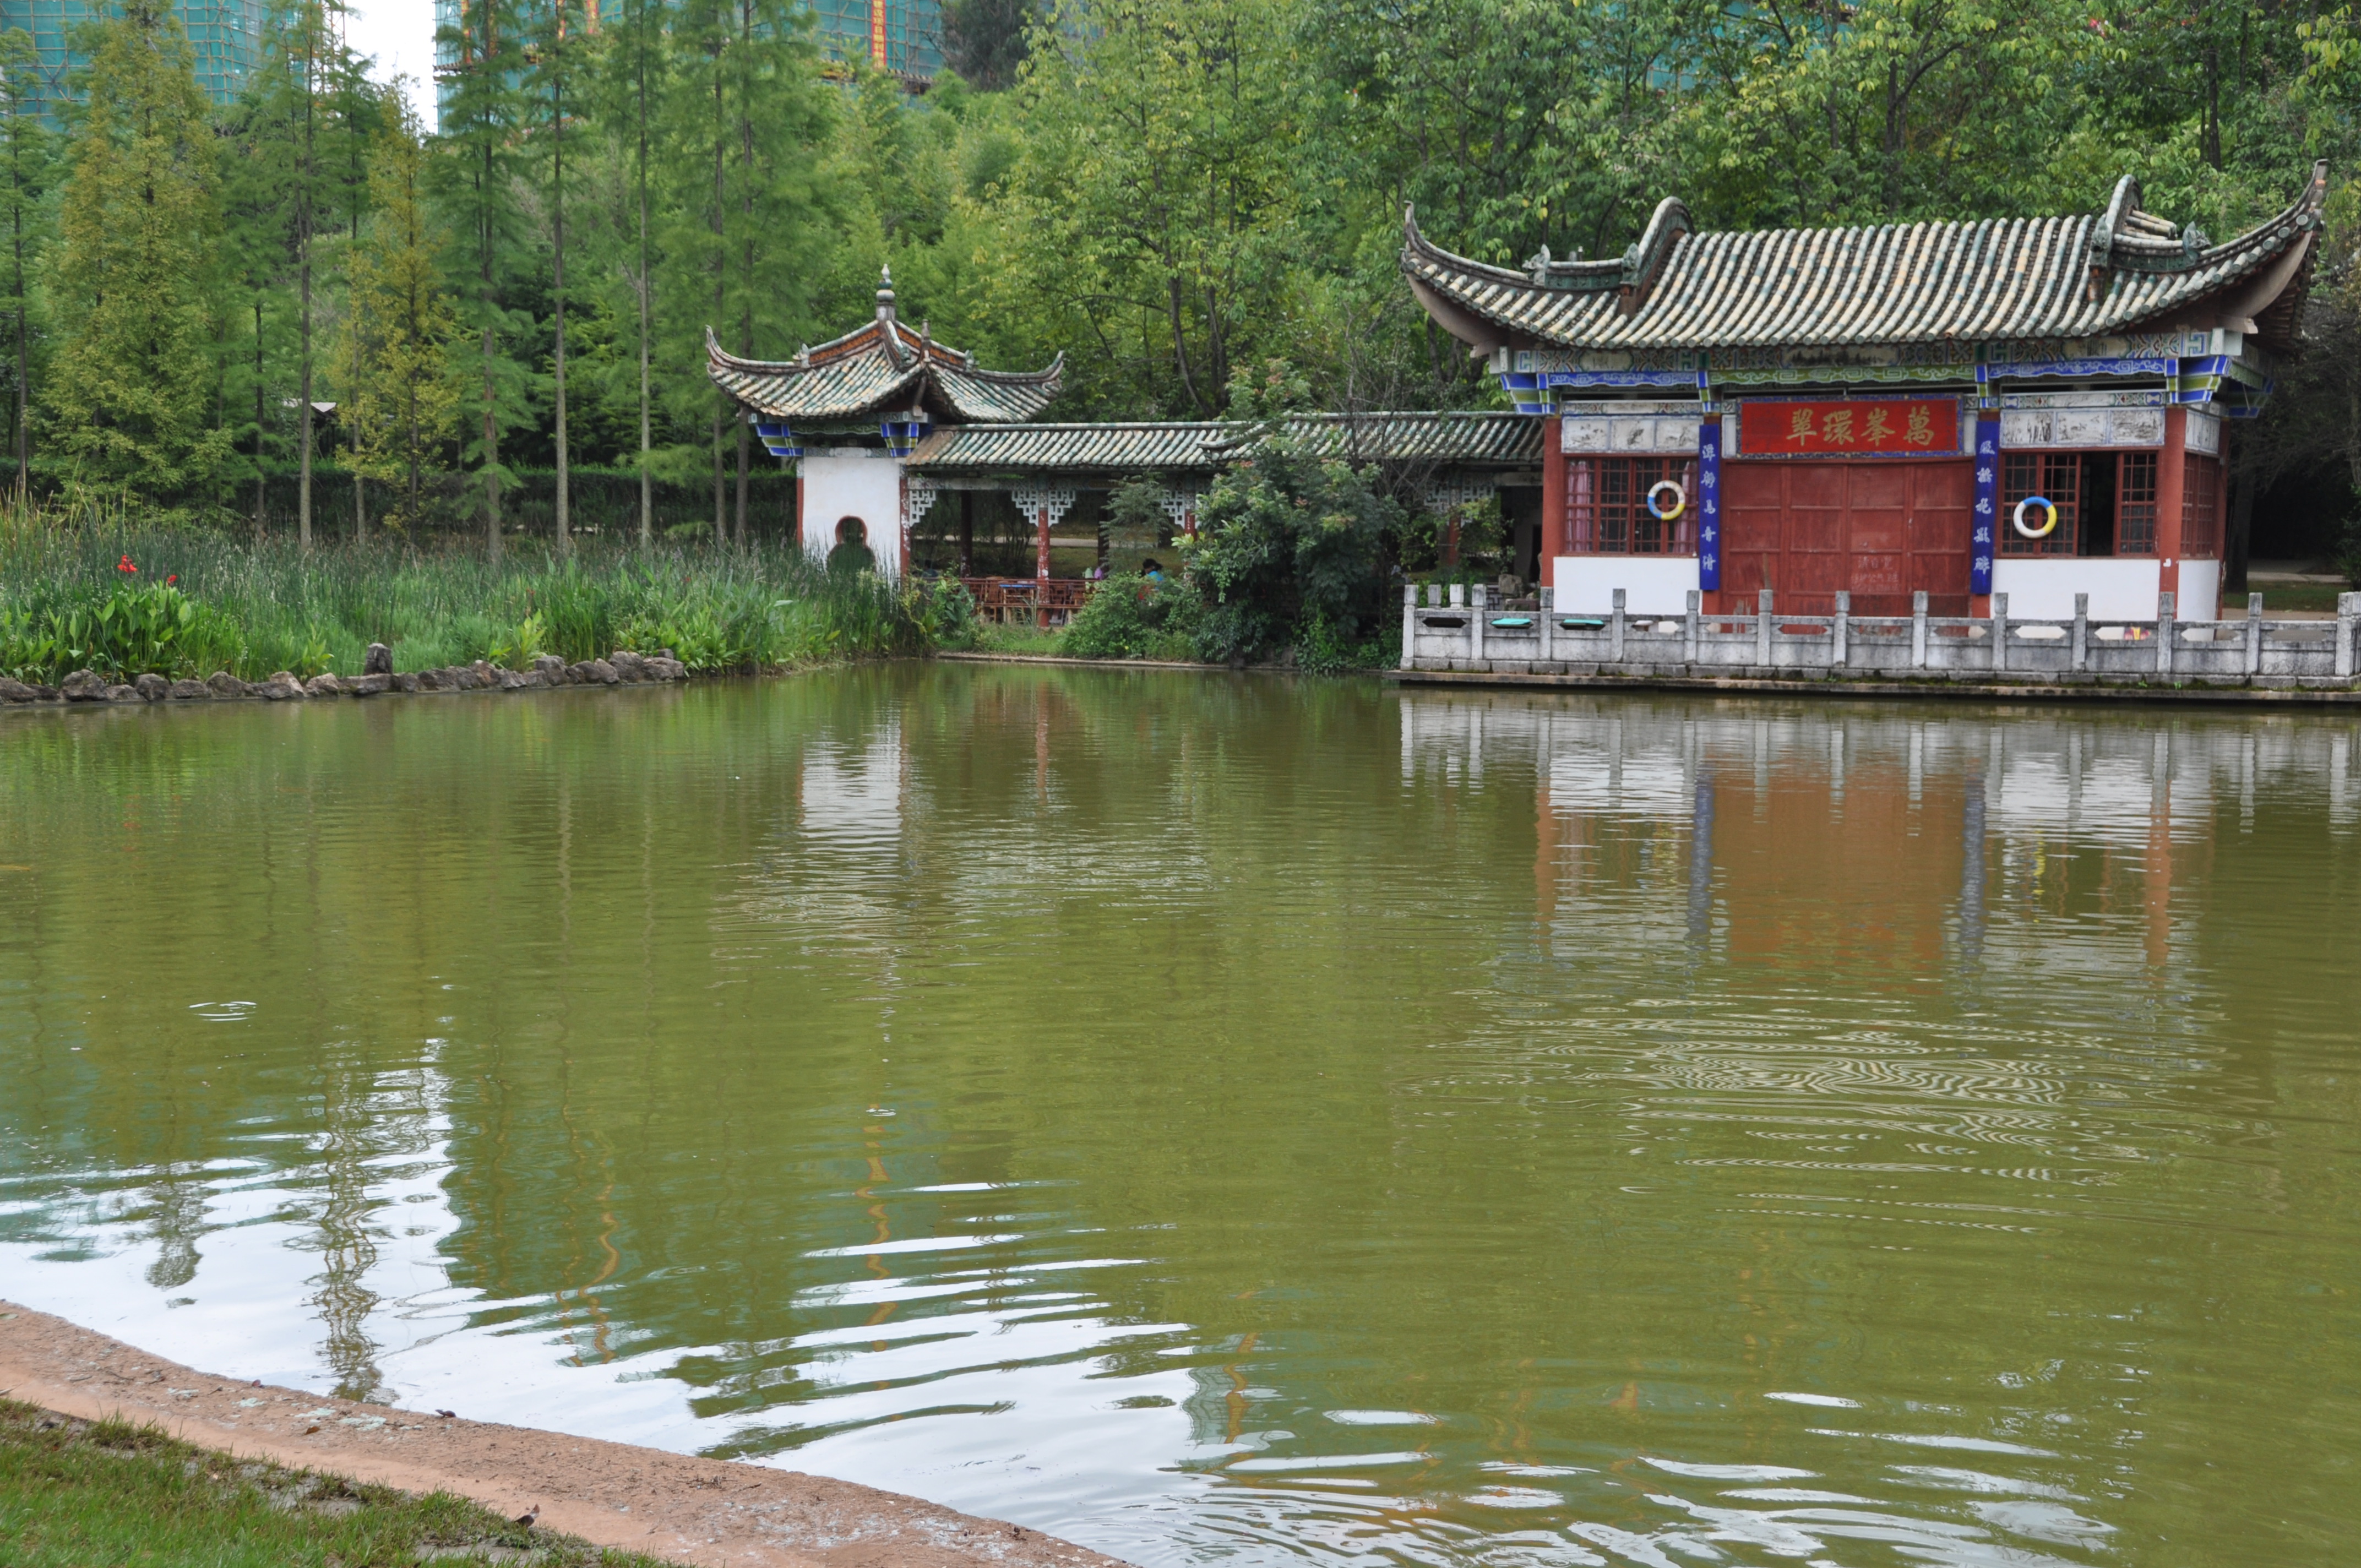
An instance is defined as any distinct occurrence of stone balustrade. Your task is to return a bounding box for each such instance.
[1401,586,2361,688]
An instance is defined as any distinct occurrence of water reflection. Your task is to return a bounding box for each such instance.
[1,675,2356,1567]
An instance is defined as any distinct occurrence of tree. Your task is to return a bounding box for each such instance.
[433,0,535,560]
[45,0,229,497]
[941,0,1038,91]
[0,29,52,498]
[981,0,1303,417]
[661,0,836,545]
[621,0,663,547]
[1181,362,1404,663]
[334,106,458,528]
[525,0,590,552]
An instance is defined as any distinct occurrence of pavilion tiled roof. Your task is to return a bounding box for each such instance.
[1206,411,1542,465]
[708,274,1062,426]
[907,411,1540,476]
[1401,163,2330,355]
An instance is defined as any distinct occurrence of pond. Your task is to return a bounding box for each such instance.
[1,667,2354,1568]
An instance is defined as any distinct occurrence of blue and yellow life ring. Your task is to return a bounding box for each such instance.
[1647,480,1687,522]
[2012,496,2059,540]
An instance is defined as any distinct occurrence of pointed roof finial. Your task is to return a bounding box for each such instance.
[876,264,896,324]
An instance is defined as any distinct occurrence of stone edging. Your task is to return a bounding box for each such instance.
[1388,668,2361,706]
[0,1299,1133,1568]
[1,644,689,711]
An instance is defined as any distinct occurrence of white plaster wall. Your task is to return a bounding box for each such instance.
[2177,558,2222,622]
[799,453,905,580]
[1550,556,1701,615]
[1990,557,2160,620]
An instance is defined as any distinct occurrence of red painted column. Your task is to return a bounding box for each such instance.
[1540,413,1565,595]
[897,474,912,580]
[1036,506,1052,580]
[2156,407,2188,611]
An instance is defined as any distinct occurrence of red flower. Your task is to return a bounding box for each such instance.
[117,554,137,574]
[166,574,178,585]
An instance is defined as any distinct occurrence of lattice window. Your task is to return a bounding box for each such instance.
[2182,453,2222,560]
[1567,457,1694,554]
[1999,452,2081,556]
[2117,451,2158,556]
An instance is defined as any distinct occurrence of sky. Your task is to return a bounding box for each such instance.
[344,0,440,130]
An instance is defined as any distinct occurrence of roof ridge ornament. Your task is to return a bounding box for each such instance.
[1618,197,1691,315]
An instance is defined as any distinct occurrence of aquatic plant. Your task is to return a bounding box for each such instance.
[0,525,922,682]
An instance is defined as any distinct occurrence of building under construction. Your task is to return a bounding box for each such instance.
[1,0,264,115]
[432,0,941,106]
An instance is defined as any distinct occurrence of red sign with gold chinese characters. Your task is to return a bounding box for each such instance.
[1737,398,1960,456]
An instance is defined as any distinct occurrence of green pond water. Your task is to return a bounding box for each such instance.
[1,667,2354,1568]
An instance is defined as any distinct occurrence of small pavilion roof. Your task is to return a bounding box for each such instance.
[708,271,1063,426]
[907,411,1541,477]
[1402,162,2330,356]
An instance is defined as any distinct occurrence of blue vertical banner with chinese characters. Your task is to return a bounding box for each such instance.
[1697,416,1722,592]
[1970,416,1999,596]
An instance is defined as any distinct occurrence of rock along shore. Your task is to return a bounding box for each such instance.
[0,1299,1133,1568]
[0,644,689,710]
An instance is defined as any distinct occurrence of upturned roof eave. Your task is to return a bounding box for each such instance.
[1399,164,2330,355]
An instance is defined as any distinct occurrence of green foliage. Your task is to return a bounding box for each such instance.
[905,575,979,648]
[337,102,459,525]
[0,525,922,683]
[1062,573,1195,660]
[42,0,230,496]
[942,0,1040,90]
[0,0,2346,576]
[1174,366,1405,665]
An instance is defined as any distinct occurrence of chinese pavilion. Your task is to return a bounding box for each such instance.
[1402,162,2333,620]
[707,270,1065,580]
[710,270,1543,607]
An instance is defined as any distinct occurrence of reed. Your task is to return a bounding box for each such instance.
[0,502,930,682]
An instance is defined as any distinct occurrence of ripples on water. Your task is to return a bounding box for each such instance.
[1,671,2356,1567]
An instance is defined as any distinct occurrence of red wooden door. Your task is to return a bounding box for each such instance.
[1718,460,1971,616]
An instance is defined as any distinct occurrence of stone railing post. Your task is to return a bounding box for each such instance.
[2072,592,2088,672]
[2245,591,2264,678]
[1755,589,1774,668]
[1991,591,2009,673]
[2337,593,2358,679]
[2156,591,2175,676]
[1538,584,1555,666]
[1832,591,1849,668]
[1912,591,1929,669]
[1470,584,1488,665]
[1400,583,1417,671]
[1611,588,1627,663]
[1449,582,1465,607]
[1684,589,1700,665]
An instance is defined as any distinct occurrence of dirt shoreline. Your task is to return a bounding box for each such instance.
[0,1300,1133,1568]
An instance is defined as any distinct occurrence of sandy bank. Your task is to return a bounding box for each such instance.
[0,1300,1133,1568]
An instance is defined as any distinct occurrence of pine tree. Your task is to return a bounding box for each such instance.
[334,105,457,528]
[524,0,589,554]
[662,0,835,546]
[0,29,53,499]
[45,0,229,497]
[610,0,665,548]
[433,0,533,562]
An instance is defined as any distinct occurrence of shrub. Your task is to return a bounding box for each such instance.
[1062,573,1188,658]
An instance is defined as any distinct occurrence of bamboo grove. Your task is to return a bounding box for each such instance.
[0,0,2355,556]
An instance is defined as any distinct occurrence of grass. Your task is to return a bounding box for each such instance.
[2244,581,2346,613]
[967,621,1073,656]
[0,1398,676,1567]
[0,503,947,683]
